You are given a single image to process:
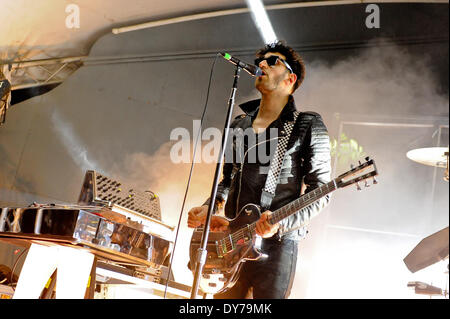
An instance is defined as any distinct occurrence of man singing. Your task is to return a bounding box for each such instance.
[188,41,331,299]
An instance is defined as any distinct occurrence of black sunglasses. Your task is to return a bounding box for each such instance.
[254,56,293,73]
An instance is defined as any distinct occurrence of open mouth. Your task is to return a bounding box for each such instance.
[259,70,268,77]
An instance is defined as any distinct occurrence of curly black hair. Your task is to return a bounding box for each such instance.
[256,40,305,92]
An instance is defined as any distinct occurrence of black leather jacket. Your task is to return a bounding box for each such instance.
[205,95,331,241]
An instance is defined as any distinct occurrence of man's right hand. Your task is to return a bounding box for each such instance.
[187,205,208,228]
[187,205,229,232]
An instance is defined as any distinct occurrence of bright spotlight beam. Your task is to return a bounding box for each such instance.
[245,0,278,44]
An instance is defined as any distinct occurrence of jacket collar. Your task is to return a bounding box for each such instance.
[239,95,298,122]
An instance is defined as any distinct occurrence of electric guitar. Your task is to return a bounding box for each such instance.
[189,157,378,294]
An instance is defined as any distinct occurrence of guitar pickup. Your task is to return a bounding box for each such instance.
[215,240,225,258]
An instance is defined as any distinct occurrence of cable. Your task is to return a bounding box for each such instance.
[10,247,29,290]
[235,136,280,216]
[163,53,220,298]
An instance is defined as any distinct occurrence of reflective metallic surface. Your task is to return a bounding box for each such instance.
[0,205,170,268]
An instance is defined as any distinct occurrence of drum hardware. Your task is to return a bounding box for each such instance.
[405,146,449,297]
[404,227,449,298]
[407,281,448,298]
[404,226,448,273]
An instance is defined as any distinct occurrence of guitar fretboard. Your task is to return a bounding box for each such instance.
[269,180,336,225]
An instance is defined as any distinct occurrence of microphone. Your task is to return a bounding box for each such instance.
[220,52,263,77]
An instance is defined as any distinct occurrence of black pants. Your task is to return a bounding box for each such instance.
[214,238,298,299]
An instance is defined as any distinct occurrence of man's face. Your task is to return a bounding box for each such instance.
[254,52,293,94]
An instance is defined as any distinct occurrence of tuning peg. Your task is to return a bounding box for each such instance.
[350,164,355,170]
[356,182,362,191]
[372,176,378,184]
[365,156,370,161]
[364,179,370,187]
[358,160,362,165]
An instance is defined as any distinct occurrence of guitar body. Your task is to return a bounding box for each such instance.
[189,203,264,294]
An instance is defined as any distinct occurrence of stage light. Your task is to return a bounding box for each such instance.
[245,0,278,44]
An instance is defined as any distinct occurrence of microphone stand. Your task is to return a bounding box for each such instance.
[190,65,242,299]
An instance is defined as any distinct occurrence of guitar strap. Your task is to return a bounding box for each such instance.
[260,110,300,210]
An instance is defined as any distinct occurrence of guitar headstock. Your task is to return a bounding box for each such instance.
[335,157,379,190]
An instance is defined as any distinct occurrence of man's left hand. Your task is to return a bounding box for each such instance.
[255,211,279,238]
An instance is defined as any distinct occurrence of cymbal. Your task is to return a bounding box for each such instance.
[406,147,449,168]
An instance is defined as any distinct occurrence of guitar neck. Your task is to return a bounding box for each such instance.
[268,180,337,225]
[214,157,377,260]
[226,180,337,249]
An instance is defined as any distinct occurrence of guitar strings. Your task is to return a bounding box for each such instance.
[220,168,375,252]
[222,191,325,251]
[219,182,335,252]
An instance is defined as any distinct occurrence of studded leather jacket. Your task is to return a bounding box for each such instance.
[204,95,331,241]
